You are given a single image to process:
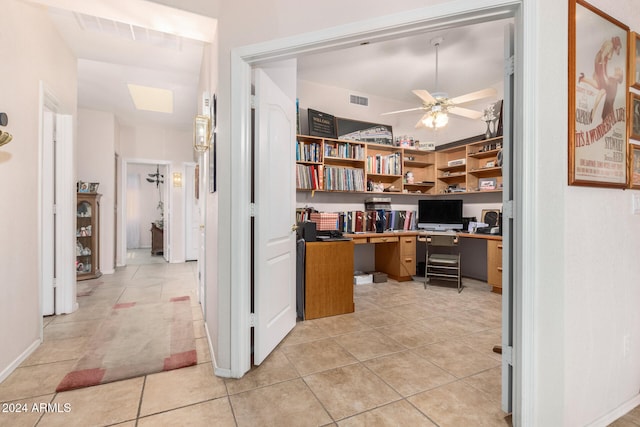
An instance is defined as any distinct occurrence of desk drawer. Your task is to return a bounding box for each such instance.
[400,236,416,256]
[369,236,399,244]
[351,237,368,245]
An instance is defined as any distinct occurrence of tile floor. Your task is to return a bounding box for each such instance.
[1,257,638,426]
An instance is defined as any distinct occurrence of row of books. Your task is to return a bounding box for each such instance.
[296,207,317,224]
[324,166,365,192]
[296,140,322,163]
[337,210,417,233]
[296,164,323,190]
[324,142,365,160]
[366,152,402,175]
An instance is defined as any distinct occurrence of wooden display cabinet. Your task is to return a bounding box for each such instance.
[466,136,503,193]
[76,193,101,281]
[366,143,403,192]
[435,145,467,194]
[402,148,436,194]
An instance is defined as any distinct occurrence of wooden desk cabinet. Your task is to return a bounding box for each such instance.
[305,241,355,320]
[487,239,503,293]
[374,235,416,281]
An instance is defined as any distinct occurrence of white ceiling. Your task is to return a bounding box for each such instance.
[43,4,510,132]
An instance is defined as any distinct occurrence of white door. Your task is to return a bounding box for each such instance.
[184,163,200,261]
[253,62,297,365]
[41,110,55,316]
[501,22,515,414]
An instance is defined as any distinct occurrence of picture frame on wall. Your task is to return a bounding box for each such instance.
[568,0,629,188]
[630,32,640,90]
[631,146,640,189]
[630,92,640,141]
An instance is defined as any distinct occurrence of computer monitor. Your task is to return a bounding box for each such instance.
[417,199,463,231]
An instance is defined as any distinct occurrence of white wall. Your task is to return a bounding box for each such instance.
[560,2,640,425]
[77,109,116,273]
[0,0,77,379]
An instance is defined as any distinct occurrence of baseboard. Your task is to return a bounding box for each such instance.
[204,322,231,378]
[101,268,115,275]
[586,394,640,427]
[0,339,40,383]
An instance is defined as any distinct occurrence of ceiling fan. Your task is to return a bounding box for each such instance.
[382,37,497,129]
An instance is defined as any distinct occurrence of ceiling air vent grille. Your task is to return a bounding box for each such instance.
[350,94,369,106]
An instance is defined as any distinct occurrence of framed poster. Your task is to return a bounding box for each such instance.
[336,117,393,145]
[631,146,640,188]
[630,92,640,141]
[308,109,336,138]
[569,0,629,187]
[630,32,640,90]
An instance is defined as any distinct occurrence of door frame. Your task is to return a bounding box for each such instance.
[230,1,537,424]
[119,158,172,264]
[39,82,76,320]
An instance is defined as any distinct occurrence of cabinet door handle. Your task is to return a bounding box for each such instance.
[497,267,503,272]
[381,238,388,242]
[404,258,413,263]
[497,244,503,249]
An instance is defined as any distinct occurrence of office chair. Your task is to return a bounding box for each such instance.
[424,233,462,293]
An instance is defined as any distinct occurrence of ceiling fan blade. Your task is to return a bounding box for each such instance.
[414,114,429,128]
[449,106,484,120]
[412,89,436,104]
[381,107,424,116]
[450,88,497,105]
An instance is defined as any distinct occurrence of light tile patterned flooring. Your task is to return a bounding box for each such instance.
[1,258,638,426]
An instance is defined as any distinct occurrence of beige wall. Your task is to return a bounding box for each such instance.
[77,109,116,273]
[0,0,77,378]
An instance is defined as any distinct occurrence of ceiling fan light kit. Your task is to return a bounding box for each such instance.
[382,37,496,131]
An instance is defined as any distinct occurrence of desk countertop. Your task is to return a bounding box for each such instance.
[344,231,502,241]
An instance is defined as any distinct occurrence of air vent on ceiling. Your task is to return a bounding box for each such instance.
[350,94,369,107]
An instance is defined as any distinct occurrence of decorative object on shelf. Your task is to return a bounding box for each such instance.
[481,209,501,227]
[479,178,497,191]
[89,182,99,193]
[482,100,503,139]
[381,37,496,130]
[193,114,211,152]
[569,0,628,188]
[78,182,90,193]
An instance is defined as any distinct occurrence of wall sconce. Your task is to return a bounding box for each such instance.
[0,112,11,147]
[173,172,183,187]
[193,115,211,152]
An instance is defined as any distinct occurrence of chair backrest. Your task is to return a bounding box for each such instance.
[429,234,458,247]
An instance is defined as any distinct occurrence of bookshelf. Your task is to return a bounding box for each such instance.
[294,134,503,196]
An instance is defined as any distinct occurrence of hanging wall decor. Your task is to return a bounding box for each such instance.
[568,0,629,188]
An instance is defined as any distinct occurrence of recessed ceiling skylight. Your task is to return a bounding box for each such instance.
[127,84,174,113]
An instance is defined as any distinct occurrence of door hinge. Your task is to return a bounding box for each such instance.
[249,312,256,327]
[250,95,256,109]
[52,204,57,215]
[503,200,515,220]
[503,345,514,365]
[52,278,57,288]
[505,55,515,76]
[250,203,256,217]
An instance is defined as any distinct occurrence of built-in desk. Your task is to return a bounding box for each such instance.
[344,231,503,293]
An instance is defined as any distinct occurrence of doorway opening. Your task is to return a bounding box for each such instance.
[233,1,526,422]
[121,159,171,265]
